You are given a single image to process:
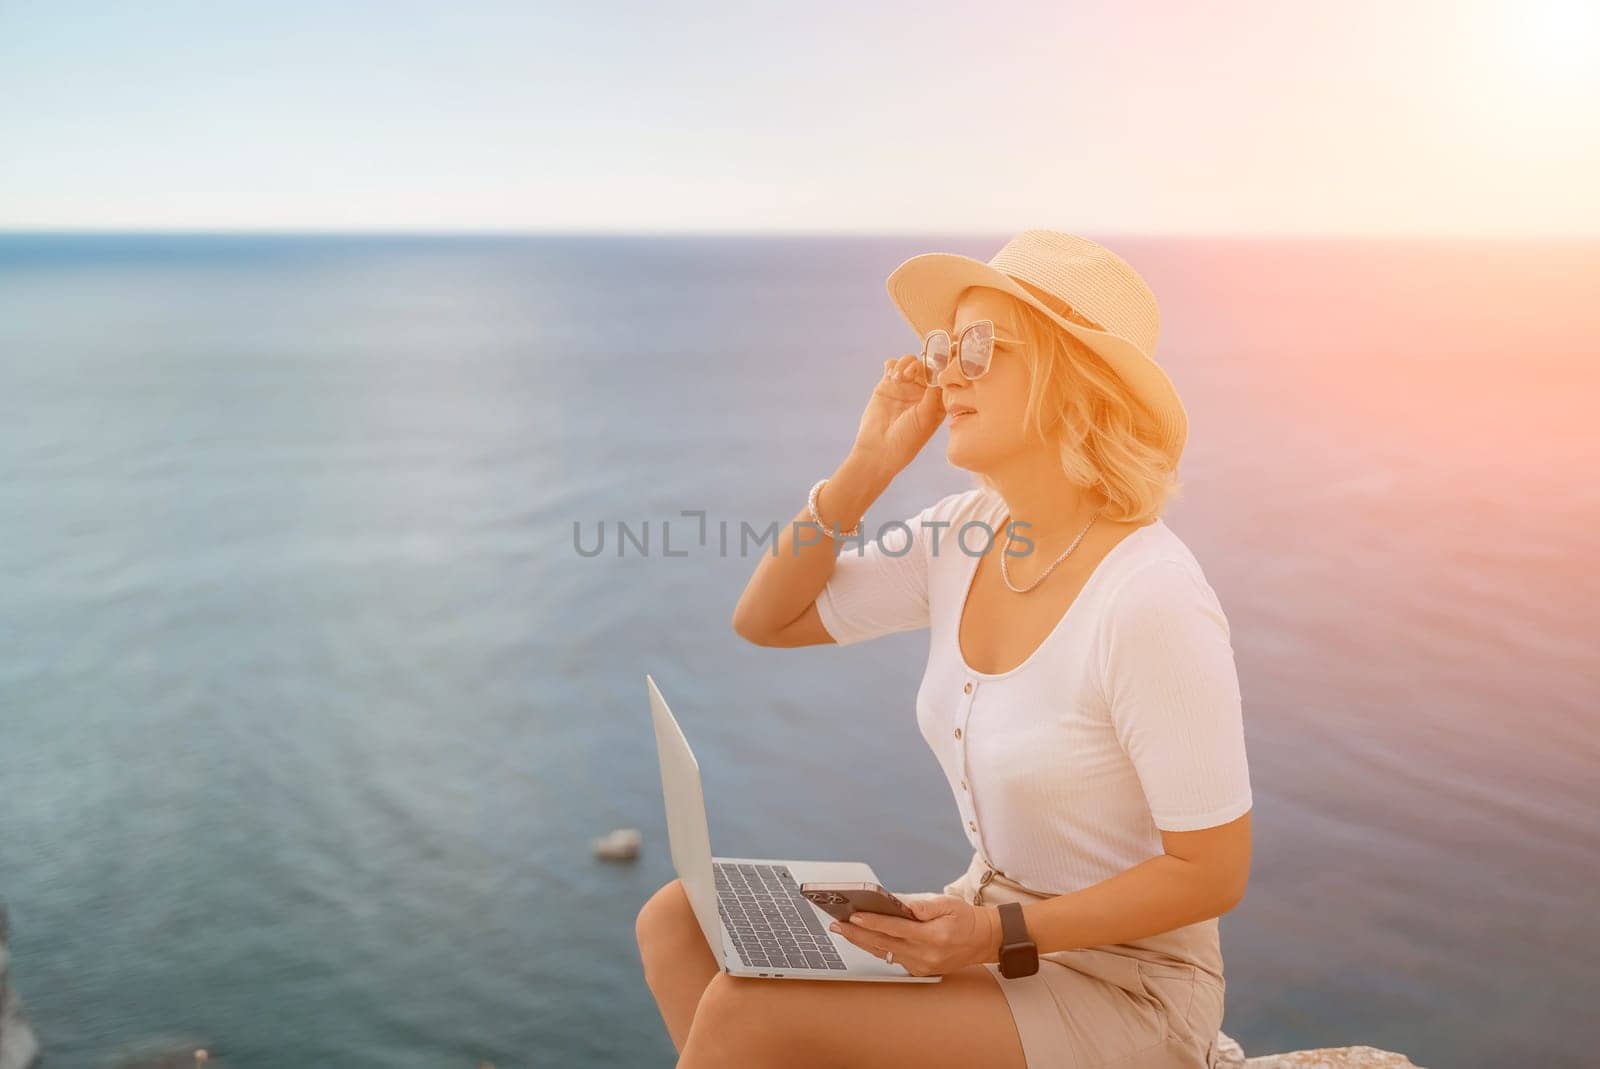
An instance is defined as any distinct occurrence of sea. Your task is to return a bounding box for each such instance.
[0,233,1595,1068]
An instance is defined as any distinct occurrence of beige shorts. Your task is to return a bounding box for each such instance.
[937,851,1227,1069]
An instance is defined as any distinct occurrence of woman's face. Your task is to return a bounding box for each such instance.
[936,289,1040,474]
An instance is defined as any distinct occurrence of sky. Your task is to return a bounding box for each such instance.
[2,0,1598,235]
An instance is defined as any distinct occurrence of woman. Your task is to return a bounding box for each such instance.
[636,230,1253,1068]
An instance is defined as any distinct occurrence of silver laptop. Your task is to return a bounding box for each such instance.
[645,674,941,983]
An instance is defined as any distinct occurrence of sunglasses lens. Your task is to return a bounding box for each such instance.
[960,321,995,378]
[923,332,951,379]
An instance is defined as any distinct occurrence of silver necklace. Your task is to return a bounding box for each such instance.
[999,511,1100,594]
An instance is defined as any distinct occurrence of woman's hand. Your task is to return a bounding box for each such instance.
[850,353,945,480]
[826,893,999,977]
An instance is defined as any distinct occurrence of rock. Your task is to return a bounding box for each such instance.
[1215,1030,1424,1069]
[1245,1048,1423,1068]
[109,1037,226,1068]
[592,827,642,861]
[0,903,42,1069]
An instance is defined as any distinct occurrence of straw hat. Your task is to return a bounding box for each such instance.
[885,229,1188,464]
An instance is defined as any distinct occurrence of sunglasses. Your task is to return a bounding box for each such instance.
[919,320,1021,384]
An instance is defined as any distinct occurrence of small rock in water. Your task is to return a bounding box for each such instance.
[106,1037,222,1068]
[593,827,642,861]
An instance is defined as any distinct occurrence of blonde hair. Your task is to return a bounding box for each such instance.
[963,286,1183,524]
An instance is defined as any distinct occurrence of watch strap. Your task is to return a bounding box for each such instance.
[998,901,1029,946]
[996,902,1039,978]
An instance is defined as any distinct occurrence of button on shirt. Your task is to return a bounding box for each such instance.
[813,487,1253,895]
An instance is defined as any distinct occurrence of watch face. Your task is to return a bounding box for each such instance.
[999,942,1039,977]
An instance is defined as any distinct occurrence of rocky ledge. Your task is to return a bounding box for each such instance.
[0,905,41,1069]
[1218,1030,1424,1067]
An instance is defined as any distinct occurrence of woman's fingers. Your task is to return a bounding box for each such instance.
[883,354,930,394]
[873,359,928,407]
[830,916,914,956]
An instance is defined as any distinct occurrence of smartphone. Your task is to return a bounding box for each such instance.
[798,881,919,923]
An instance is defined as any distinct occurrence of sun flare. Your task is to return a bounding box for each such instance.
[1517,0,1600,82]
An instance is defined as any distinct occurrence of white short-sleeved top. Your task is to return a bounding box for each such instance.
[815,486,1253,895]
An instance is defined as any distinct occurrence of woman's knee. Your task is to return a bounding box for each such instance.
[681,972,790,1065]
[636,879,701,969]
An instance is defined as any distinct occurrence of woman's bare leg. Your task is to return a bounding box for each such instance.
[635,879,722,1053]
[676,966,1028,1069]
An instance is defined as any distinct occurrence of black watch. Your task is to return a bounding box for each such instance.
[996,902,1039,978]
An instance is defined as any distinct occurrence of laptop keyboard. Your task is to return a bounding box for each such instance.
[713,862,848,972]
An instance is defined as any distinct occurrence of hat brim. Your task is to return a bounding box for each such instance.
[885,252,1188,463]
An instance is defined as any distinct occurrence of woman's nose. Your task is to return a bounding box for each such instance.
[935,356,965,389]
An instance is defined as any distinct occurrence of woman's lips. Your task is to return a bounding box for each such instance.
[948,408,977,425]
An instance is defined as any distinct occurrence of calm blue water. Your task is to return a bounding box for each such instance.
[0,234,1596,1068]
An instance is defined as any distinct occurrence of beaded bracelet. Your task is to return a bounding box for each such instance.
[807,478,862,540]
